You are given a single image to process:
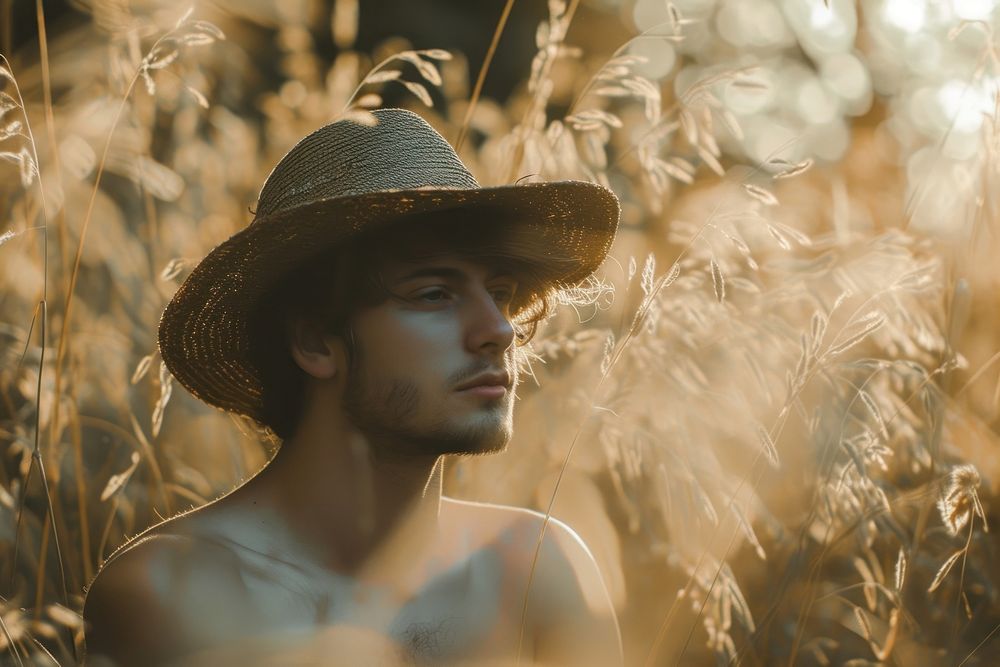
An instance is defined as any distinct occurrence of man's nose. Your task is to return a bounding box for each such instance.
[465,289,516,354]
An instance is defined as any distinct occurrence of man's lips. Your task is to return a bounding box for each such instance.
[455,372,511,394]
[458,385,507,398]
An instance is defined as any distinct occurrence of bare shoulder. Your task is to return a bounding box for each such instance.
[442,497,601,574]
[83,527,244,665]
[442,497,623,666]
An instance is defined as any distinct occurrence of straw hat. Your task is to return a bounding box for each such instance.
[158,108,620,422]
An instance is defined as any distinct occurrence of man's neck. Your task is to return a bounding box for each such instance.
[254,400,445,579]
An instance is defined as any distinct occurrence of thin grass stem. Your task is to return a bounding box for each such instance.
[958,620,1000,666]
[949,517,976,659]
[454,0,515,153]
[8,297,73,594]
[29,635,61,666]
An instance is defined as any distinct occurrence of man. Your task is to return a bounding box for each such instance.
[83,109,623,665]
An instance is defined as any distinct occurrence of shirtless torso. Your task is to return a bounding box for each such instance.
[83,489,622,666]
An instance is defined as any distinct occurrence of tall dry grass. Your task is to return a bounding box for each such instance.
[1,0,999,664]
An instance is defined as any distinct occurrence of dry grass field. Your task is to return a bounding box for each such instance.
[1,0,999,664]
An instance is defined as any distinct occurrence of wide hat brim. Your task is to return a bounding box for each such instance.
[158,179,619,424]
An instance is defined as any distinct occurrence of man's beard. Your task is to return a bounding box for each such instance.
[340,348,512,459]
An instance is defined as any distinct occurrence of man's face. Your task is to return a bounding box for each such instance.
[340,253,521,459]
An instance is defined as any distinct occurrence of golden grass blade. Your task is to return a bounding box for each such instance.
[744,183,779,206]
[824,313,886,359]
[159,258,187,282]
[341,109,378,126]
[730,502,766,560]
[809,310,828,356]
[399,80,433,107]
[773,158,813,180]
[928,550,963,593]
[756,426,779,468]
[640,252,655,296]
[852,556,878,611]
[151,363,173,439]
[354,93,382,109]
[416,49,452,60]
[396,52,442,86]
[364,70,402,85]
[894,548,906,592]
[858,390,889,442]
[853,605,872,643]
[710,257,725,304]
[455,0,516,152]
[99,452,141,502]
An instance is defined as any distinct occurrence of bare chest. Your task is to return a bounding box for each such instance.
[171,545,533,665]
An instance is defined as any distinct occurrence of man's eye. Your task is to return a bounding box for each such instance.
[417,289,450,302]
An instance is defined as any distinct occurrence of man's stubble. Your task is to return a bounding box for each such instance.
[340,337,513,460]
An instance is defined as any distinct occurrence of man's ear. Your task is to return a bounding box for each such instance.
[288,318,343,380]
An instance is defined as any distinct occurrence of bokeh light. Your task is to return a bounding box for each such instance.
[952,0,997,20]
[884,0,927,33]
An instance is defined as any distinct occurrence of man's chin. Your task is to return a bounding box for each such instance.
[433,421,512,457]
[449,438,509,457]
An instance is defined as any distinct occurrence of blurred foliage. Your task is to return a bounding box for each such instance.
[1,0,1000,664]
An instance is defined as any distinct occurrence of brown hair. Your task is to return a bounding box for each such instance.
[248,207,564,440]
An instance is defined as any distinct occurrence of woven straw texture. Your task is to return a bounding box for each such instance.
[158,108,620,423]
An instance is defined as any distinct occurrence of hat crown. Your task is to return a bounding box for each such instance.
[255,109,480,218]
